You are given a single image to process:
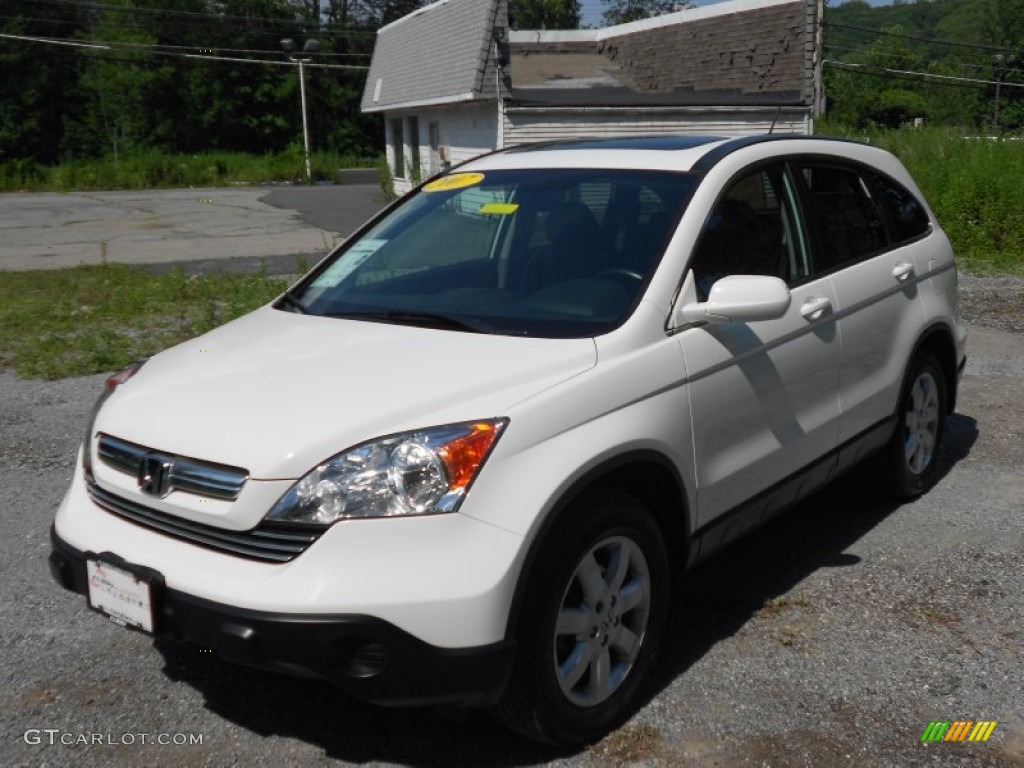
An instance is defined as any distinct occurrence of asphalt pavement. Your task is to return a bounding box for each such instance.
[0,184,389,274]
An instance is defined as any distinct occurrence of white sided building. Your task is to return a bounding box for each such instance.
[361,0,822,194]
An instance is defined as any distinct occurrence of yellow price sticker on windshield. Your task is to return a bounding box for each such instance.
[423,172,485,192]
[479,203,519,215]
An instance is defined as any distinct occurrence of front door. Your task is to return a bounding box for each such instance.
[677,163,842,537]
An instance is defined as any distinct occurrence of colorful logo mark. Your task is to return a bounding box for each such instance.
[921,721,998,743]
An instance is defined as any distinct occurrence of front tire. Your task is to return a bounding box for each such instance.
[494,491,669,746]
[883,354,948,498]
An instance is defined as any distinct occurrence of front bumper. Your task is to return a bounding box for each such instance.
[49,527,516,707]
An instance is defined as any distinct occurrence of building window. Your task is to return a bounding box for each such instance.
[408,116,421,182]
[391,118,404,179]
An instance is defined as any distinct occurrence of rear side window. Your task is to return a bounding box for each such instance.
[798,163,887,272]
[865,171,931,244]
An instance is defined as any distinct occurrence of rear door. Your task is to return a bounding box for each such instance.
[793,160,930,449]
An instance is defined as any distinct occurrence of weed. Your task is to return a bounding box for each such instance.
[591,723,663,764]
[757,595,813,619]
[0,264,287,380]
[0,151,380,193]
[378,155,396,201]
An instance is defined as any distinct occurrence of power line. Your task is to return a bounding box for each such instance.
[0,21,372,56]
[824,43,1023,77]
[0,31,369,69]
[29,0,378,36]
[824,59,1024,90]
[825,21,1021,56]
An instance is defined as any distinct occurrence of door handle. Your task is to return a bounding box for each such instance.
[800,296,832,321]
[893,261,915,282]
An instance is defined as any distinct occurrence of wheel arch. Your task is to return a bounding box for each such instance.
[503,450,691,641]
[908,321,960,414]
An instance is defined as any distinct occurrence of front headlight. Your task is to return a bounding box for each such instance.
[265,419,507,525]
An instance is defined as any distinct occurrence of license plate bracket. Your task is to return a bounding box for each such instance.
[86,555,162,634]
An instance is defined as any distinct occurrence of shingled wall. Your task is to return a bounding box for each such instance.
[598,1,809,96]
[509,0,817,106]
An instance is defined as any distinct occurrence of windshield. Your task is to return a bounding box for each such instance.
[295,168,697,337]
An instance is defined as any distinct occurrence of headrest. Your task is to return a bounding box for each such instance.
[545,202,598,246]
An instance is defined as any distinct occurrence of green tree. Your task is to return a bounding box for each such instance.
[983,0,1024,47]
[75,1,168,158]
[354,0,430,26]
[509,0,581,30]
[872,88,931,128]
[602,0,692,26]
[0,0,90,164]
[825,24,931,128]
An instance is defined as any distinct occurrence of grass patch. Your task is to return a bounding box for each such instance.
[0,263,289,380]
[0,149,379,193]
[756,595,813,619]
[590,723,663,764]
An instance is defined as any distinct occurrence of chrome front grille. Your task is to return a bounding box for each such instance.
[97,434,249,500]
[86,480,325,563]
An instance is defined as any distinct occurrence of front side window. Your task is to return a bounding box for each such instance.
[689,164,808,300]
[295,169,696,338]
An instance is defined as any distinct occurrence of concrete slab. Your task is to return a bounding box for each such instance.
[0,185,389,273]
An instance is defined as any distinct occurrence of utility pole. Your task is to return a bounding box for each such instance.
[281,38,320,183]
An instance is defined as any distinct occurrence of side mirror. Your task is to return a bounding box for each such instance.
[675,274,791,325]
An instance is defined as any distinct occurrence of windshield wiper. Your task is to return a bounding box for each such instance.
[326,309,494,334]
[275,291,309,315]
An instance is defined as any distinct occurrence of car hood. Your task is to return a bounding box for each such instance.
[95,306,597,478]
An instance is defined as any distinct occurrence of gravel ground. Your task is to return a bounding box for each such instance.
[1,276,1022,767]
[958,273,1024,334]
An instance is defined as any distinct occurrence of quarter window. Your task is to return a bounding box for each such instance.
[865,171,931,244]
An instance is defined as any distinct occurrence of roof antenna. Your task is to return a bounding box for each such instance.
[769,105,782,134]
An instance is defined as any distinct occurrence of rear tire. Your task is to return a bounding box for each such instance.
[882,354,947,499]
[493,491,669,746]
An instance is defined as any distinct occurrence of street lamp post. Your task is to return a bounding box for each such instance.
[281,38,319,183]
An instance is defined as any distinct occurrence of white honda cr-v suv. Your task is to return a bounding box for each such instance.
[50,135,966,745]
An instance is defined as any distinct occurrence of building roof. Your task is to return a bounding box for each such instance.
[361,0,816,114]
[508,0,815,109]
[361,0,504,114]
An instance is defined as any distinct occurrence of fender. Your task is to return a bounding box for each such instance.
[503,449,691,641]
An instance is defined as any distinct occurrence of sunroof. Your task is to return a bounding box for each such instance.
[513,135,726,152]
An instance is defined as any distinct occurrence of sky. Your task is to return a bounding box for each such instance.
[577,0,682,28]
[577,0,736,27]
